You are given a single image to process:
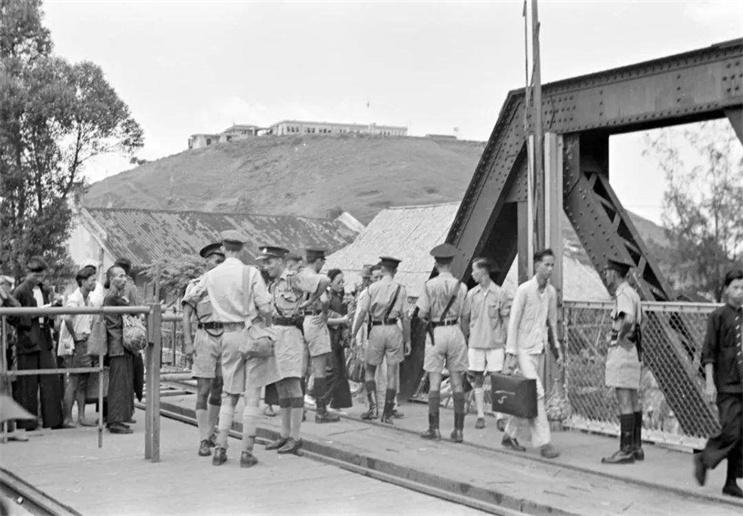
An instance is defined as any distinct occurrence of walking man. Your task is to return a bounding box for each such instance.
[695,269,743,498]
[601,258,645,464]
[502,249,562,459]
[352,257,411,424]
[181,242,226,457]
[300,248,339,423]
[417,244,469,442]
[262,245,328,454]
[184,231,273,467]
[461,258,509,431]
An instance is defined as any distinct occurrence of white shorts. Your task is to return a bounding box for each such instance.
[468,347,505,373]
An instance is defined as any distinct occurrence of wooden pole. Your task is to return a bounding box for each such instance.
[531,0,545,251]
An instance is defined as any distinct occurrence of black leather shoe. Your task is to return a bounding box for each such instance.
[722,483,743,498]
[198,440,212,457]
[361,407,378,420]
[693,453,707,486]
[277,438,302,455]
[265,437,288,451]
[633,447,645,461]
[502,434,525,452]
[212,446,227,466]
[602,449,635,464]
[380,413,394,425]
[420,428,441,440]
[450,429,464,443]
[240,451,259,468]
[474,417,486,429]
[315,412,341,423]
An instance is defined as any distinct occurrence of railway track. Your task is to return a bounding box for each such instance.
[0,468,80,516]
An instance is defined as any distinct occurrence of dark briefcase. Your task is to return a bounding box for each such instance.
[491,373,538,419]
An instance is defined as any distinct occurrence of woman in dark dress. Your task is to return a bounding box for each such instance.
[103,266,135,434]
[323,269,353,410]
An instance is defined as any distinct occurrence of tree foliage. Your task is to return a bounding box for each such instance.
[644,119,743,300]
[0,0,143,280]
[141,256,205,304]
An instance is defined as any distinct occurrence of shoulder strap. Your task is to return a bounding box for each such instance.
[439,280,461,323]
[383,284,402,321]
[242,266,252,324]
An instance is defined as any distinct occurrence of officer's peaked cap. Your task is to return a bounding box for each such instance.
[199,242,225,259]
[221,230,247,245]
[305,248,327,262]
[379,256,402,269]
[259,245,289,259]
[430,243,459,260]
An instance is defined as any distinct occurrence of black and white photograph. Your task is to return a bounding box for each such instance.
[0,0,742,514]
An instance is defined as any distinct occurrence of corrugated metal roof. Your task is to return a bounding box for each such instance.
[325,203,609,301]
[86,207,358,267]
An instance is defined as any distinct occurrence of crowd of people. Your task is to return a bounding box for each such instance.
[1,234,741,498]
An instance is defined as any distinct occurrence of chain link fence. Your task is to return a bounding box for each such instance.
[160,312,190,375]
[564,300,721,450]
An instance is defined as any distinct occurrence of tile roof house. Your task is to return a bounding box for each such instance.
[67,206,362,272]
[324,202,610,301]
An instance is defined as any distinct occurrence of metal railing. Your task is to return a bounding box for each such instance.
[563,300,720,450]
[0,305,162,462]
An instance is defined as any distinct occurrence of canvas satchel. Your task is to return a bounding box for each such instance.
[238,266,275,359]
[86,314,108,356]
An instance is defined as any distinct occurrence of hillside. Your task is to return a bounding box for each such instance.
[85,135,485,224]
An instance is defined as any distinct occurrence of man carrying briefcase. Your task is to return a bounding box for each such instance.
[501,249,562,459]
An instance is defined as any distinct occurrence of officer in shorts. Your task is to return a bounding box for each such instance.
[182,242,225,456]
[184,231,273,468]
[461,257,510,431]
[416,244,469,442]
[300,248,340,423]
[262,246,329,454]
[351,257,410,424]
[601,258,644,465]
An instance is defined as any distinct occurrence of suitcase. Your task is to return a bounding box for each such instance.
[490,372,538,418]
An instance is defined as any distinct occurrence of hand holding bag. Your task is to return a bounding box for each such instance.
[238,266,275,359]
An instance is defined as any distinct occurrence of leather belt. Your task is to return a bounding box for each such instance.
[275,316,300,326]
[304,310,323,316]
[199,321,244,332]
[432,319,459,328]
[371,318,398,326]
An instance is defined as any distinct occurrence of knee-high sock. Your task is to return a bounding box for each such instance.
[279,398,291,439]
[242,406,260,452]
[216,403,235,448]
[195,408,210,441]
[453,391,466,430]
[474,387,485,418]
[290,397,304,440]
[428,391,440,429]
[207,403,220,436]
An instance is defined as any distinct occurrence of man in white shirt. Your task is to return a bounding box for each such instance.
[502,249,563,459]
[58,267,99,427]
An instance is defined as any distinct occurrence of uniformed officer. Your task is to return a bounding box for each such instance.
[262,245,329,454]
[601,258,644,464]
[351,257,411,424]
[416,244,469,442]
[181,242,226,457]
[301,248,340,423]
[183,230,273,468]
[460,257,510,431]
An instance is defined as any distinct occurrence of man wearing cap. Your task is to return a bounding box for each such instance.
[9,257,64,430]
[261,245,329,453]
[352,256,411,424]
[502,249,562,459]
[300,248,340,423]
[417,244,469,442]
[183,231,274,467]
[601,258,644,465]
[461,257,510,431]
[286,253,304,273]
[182,242,226,457]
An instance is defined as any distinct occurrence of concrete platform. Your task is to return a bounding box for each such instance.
[156,393,742,516]
[0,408,485,515]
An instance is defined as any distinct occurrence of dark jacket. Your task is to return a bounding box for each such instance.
[103,291,129,357]
[701,304,743,394]
[10,279,54,355]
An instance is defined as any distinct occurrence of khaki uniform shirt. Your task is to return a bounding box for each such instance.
[184,257,270,323]
[416,272,467,322]
[611,281,642,348]
[466,281,509,350]
[359,276,408,321]
[182,276,214,323]
[271,269,323,318]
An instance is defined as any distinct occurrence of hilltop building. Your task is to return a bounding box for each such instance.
[187,120,407,149]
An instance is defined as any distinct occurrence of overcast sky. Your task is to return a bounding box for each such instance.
[44,0,742,223]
